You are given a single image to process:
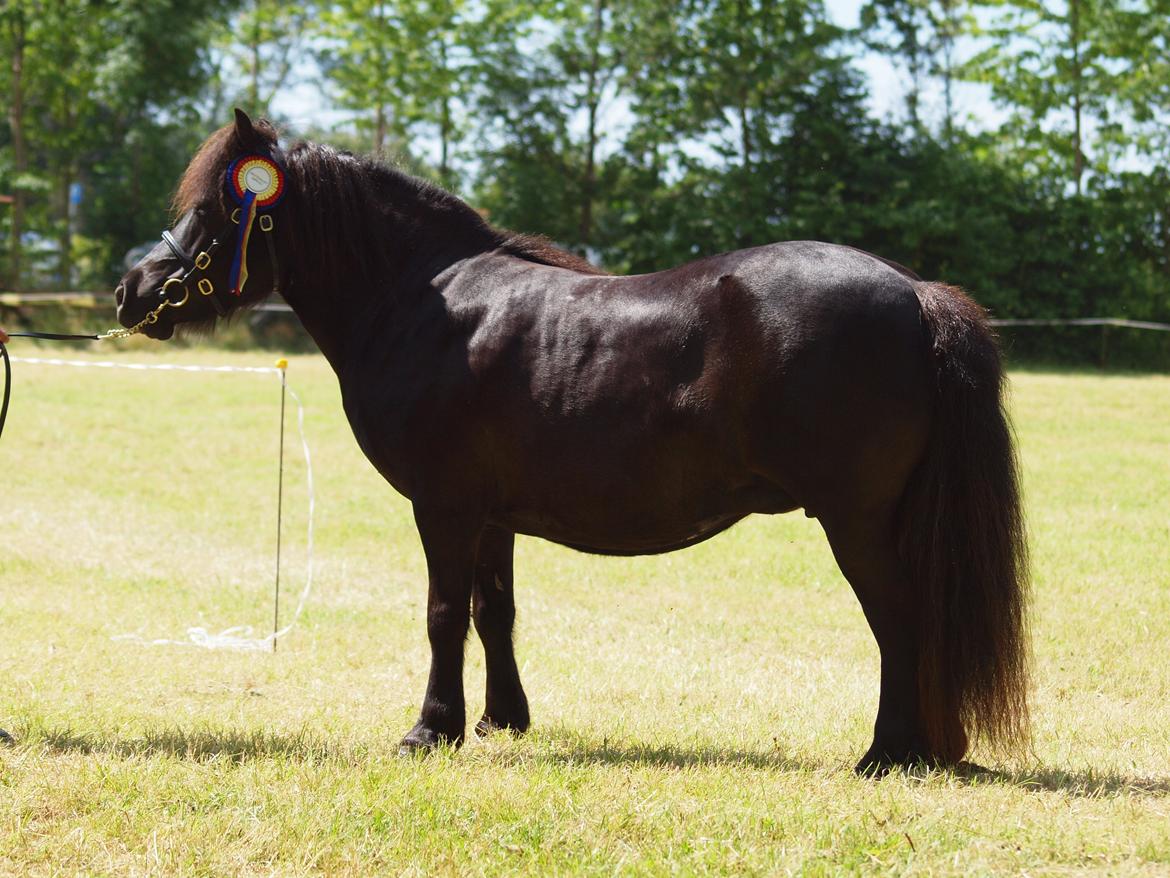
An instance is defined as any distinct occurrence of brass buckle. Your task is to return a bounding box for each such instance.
[231,208,241,224]
[194,251,211,270]
[161,277,189,308]
[259,214,274,232]
[197,278,214,296]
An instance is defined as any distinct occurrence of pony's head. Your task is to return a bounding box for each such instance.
[115,109,289,339]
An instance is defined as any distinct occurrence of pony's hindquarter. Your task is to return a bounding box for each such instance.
[900,281,1031,762]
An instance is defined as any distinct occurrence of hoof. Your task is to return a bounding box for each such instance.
[474,715,529,738]
[0,729,13,747]
[397,722,462,756]
[854,742,940,777]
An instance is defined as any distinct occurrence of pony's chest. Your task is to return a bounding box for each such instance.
[338,362,483,501]
[338,380,421,497]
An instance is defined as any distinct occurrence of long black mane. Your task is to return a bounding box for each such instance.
[174,121,605,301]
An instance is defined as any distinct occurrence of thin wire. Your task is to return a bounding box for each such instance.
[273,367,287,652]
[8,354,317,653]
[112,378,316,653]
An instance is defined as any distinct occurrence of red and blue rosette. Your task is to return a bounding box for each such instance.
[226,155,285,296]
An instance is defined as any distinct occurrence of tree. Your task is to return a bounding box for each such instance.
[207,0,309,120]
[859,0,969,138]
[0,0,238,289]
[962,0,1120,193]
[1,2,30,290]
[473,0,634,251]
[315,0,477,184]
[622,0,851,248]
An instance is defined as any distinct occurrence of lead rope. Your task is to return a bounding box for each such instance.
[1,331,100,441]
[0,340,10,440]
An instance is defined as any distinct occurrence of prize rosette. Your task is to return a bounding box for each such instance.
[225,155,285,295]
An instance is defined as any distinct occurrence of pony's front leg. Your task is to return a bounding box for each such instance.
[399,506,483,754]
[472,526,530,737]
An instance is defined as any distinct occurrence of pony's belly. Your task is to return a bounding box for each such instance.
[496,482,799,556]
[537,514,748,556]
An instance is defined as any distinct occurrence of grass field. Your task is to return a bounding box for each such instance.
[1,345,1168,875]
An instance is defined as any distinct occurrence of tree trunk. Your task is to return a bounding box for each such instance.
[735,0,753,247]
[907,32,921,131]
[7,6,27,291]
[58,167,73,290]
[1070,0,1084,194]
[374,0,389,156]
[250,1,261,113]
[439,38,451,185]
[375,102,387,155]
[578,0,605,251]
[940,0,957,143]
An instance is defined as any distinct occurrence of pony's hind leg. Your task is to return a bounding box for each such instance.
[820,510,962,773]
[472,525,530,737]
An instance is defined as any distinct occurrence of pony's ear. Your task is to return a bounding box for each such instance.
[233,108,259,148]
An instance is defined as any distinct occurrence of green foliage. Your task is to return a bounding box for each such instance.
[960,0,1122,191]
[3,0,1170,365]
[0,0,238,289]
[859,0,968,135]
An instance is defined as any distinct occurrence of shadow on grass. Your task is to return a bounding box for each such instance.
[21,720,823,773]
[535,729,1170,797]
[956,762,1170,798]
[528,726,829,773]
[24,723,363,766]
[15,722,1170,798]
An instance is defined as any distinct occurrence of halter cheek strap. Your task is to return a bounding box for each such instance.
[228,207,283,298]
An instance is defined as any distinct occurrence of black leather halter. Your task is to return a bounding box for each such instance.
[157,207,283,316]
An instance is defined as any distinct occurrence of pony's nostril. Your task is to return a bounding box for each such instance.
[115,283,126,307]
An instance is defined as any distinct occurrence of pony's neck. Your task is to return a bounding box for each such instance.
[277,143,498,367]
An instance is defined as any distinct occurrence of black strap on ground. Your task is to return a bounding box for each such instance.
[0,331,102,440]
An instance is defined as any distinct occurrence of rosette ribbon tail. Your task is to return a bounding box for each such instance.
[228,190,259,296]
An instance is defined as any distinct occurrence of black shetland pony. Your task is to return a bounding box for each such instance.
[110,111,1029,772]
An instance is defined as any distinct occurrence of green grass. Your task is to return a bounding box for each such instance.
[2,347,1168,875]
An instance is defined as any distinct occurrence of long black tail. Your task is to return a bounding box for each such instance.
[899,281,1030,760]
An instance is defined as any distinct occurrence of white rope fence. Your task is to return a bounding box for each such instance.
[988,317,1170,331]
[10,355,316,653]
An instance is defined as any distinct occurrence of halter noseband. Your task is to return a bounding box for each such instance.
[158,226,228,313]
